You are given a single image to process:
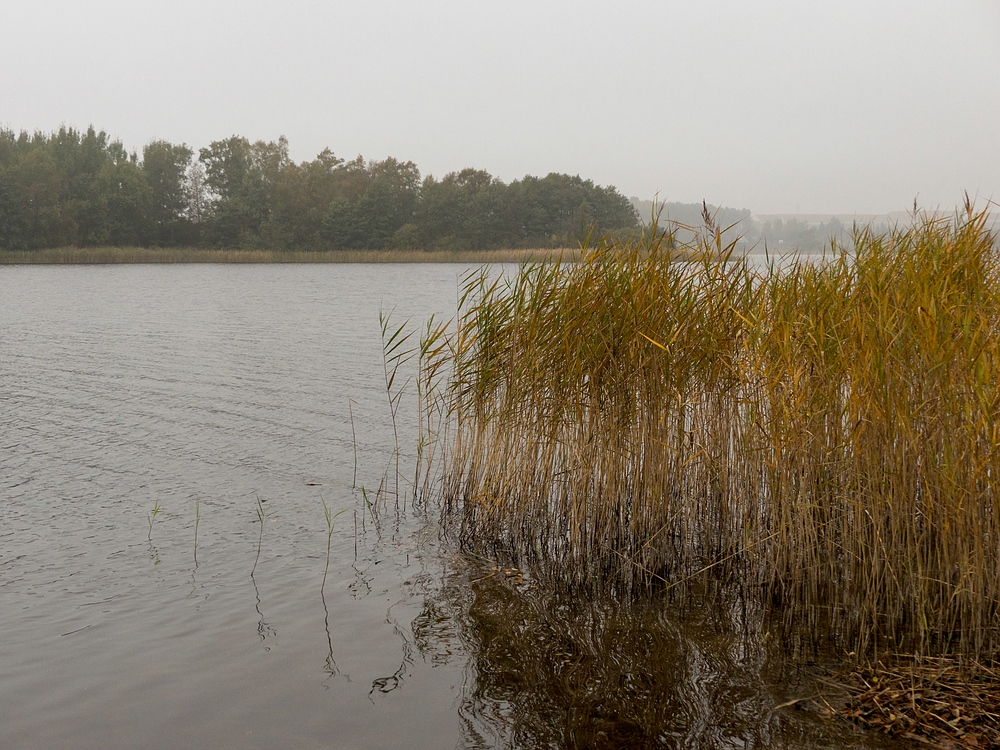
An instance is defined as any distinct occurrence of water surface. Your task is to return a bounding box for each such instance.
[1,264,898,749]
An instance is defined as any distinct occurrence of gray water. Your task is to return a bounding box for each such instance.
[0,264,897,750]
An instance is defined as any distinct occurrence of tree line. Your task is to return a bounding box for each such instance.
[0,127,640,251]
[630,198,857,253]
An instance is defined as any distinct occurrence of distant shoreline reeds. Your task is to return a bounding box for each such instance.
[0,246,583,265]
[422,203,1000,672]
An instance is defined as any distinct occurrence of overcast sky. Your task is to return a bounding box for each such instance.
[3,0,998,215]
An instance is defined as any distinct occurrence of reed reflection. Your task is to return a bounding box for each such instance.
[414,558,892,750]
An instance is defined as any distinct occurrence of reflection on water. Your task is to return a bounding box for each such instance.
[0,264,902,749]
[415,557,903,750]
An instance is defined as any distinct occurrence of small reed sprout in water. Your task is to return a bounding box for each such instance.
[193,497,201,566]
[321,494,349,593]
[251,493,266,577]
[423,201,1000,671]
[147,500,161,542]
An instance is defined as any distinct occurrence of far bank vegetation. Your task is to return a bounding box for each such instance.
[0,126,638,256]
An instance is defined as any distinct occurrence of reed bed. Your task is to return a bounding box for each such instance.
[0,246,582,265]
[423,205,1000,667]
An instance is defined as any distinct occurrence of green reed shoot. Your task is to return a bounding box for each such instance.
[321,494,350,593]
[147,500,161,542]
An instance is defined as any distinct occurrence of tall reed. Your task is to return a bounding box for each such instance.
[423,204,1000,664]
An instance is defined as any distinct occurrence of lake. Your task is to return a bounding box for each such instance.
[0,264,898,749]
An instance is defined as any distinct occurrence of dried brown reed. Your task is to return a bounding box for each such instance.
[824,656,1000,746]
[423,203,1000,667]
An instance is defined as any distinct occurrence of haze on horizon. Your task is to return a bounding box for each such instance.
[3,0,998,216]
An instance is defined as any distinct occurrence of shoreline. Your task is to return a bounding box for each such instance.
[0,246,584,265]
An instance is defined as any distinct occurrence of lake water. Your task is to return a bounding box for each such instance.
[0,264,899,749]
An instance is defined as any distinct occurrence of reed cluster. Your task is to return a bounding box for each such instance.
[424,205,1000,664]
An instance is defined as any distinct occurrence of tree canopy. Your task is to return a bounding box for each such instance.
[0,126,640,251]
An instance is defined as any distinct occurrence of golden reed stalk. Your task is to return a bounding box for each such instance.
[423,204,1000,665]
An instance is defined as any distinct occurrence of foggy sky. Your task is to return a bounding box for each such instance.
[3,0,998,215]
